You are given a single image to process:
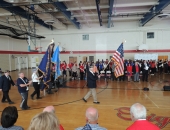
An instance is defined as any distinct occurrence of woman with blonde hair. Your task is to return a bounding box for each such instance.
[28,112,60,130]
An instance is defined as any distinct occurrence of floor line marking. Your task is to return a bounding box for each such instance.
[133,81,159,108]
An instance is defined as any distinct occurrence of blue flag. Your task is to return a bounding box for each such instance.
[38,43,55,89]
[51,46,61,79]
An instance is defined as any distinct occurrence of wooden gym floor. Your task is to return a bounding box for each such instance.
[0,69,170,130]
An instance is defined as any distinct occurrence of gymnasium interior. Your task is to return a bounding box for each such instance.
[0,0,170,129]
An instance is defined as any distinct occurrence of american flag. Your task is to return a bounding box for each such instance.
[112,43,124,77]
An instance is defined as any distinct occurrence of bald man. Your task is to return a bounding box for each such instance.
[43,106,55,113]
[43,106,64,130]
[75,107,107,130]
[126,103,160,130]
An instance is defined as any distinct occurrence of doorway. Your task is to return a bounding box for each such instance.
[69,57,77,63]
[82,56,87,62]
[89,56,94,62]
[158,55,168,61]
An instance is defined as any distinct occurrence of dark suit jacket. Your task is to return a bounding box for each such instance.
[86,64,98,88]
[141,63,150,71]
[132,65,140,73]
[0,75,15,91]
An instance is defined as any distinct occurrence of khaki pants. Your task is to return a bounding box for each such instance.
[84,88,97,102]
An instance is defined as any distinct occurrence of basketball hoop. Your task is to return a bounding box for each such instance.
[35,47,42,53]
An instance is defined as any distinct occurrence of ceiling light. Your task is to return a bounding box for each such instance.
[75,0,78,3]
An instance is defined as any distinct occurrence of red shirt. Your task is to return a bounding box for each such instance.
[79,65,84,72]
[68,63,72,69]
[126,120,160,130]
[60,124,64,130]
[127,66,132,73]
[60,63,66,70]
[62,64,67,70]
[151,62,156,68]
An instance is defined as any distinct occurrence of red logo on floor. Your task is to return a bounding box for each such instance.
[115,107,170,129]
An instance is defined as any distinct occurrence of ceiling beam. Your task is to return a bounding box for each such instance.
[95,0,102,26]
[108,0,114,28]
[140,0,170,26]
[77,17,142,22]
[0,0,52,30]
[52,1,80,29]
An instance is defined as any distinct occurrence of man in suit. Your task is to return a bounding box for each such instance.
[82,64,100,104]
[141,60,150,82]
[126,103,160,130]
[0,70,15,104]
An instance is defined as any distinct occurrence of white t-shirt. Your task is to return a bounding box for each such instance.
[32,73,39,82]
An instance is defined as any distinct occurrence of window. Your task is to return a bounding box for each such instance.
[147,32,154,39]
[82,34,89,40]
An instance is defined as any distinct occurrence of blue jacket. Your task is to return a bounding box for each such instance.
[17,77,29,93]
[0,75,15,91]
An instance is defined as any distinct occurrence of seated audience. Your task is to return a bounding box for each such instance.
[126,103,160,130]
[0,106,23,130]
[43,106,64,130]
[28,112,60,130]
[75,107,107,130]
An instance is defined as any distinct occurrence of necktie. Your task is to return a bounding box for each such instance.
[7,76,10,80]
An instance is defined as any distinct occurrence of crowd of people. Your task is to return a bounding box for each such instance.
[0,59,168,129]
[60,59,170,82]
[0,103,160,130]
[0,59,169,107]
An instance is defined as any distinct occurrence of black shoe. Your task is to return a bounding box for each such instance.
[9,101,14,104]
[21,107,27,110]
[47,92,53,94]
[1,101,8,103]
[93,101,100,104]
[26,106,31,109]
[30,95,34,100]
[36,97,42,99]
[82,98,87,102]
